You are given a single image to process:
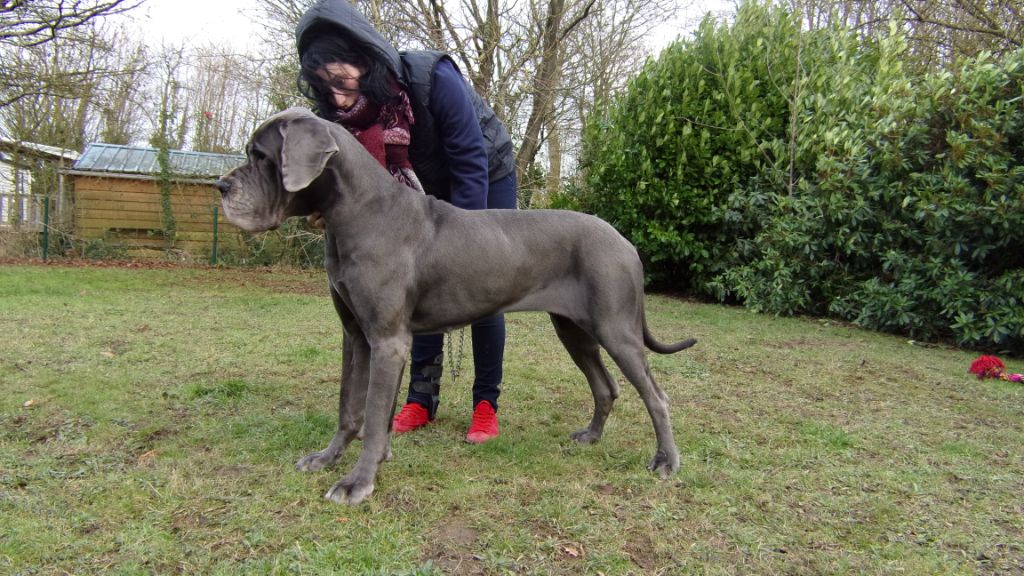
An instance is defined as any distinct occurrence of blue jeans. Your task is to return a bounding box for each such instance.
[407,172,517,415]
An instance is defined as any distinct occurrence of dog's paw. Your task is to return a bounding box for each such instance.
[569,427,602,445]
[646,449,680,479]
[325,475,375,505]
[295,449,339,473]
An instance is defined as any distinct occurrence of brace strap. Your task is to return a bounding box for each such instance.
[410,354,443,417]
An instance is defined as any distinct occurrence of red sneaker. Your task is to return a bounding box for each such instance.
[392,402,430,433]
[466,401,499,444]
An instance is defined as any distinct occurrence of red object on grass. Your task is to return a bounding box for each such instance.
[966,354,1007,377]
[969,355,1007,379]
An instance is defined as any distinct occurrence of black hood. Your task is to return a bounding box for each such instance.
[295,0,404,82]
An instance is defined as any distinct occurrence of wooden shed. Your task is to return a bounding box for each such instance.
[67,144,245,258]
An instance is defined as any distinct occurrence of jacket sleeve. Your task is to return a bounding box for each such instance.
[429,59,489,210]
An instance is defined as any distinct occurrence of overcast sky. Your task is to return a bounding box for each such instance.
[129,0,735,54]
[129,0,263,51]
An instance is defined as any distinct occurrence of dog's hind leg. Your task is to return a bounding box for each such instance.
[550,314,620,445]
[601,335,680,478]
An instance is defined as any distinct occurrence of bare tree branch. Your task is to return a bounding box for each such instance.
[558,0,596,41]
[1,0,140,48]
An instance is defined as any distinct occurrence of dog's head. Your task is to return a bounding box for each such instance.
[216,108,338,232]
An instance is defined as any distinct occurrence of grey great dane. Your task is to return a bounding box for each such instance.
[216,107,696,505]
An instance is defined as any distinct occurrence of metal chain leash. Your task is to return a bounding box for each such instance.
[446,327,467,386]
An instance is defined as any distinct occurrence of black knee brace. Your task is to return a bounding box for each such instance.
[410,354,443,419]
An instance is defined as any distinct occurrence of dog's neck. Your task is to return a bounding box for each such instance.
[306,163,428,235]
[285,125,435,235]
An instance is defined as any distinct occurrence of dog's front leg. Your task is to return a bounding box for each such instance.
[325,334,409,505]
[296,286,368,472]
[296,325,369,472]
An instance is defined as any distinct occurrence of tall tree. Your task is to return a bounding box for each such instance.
[0,0,140,109]
[514,0,590,188]
[148,44,191,151]
[188,45,281,153]
[95,29,149,145]
[535,0,673,198]
[0,21,146,147]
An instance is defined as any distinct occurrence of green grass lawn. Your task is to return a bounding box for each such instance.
[1,263,1021,575]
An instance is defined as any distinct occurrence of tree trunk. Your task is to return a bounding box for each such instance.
[515,0,565,186]
[546,122,561,204]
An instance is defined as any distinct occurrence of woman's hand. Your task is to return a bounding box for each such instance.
[308,212,326,229]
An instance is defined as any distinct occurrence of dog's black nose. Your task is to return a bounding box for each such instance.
[215,178,232,197]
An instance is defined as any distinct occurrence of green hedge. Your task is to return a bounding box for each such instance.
[573,2,796,286]
[577,1,1024,354]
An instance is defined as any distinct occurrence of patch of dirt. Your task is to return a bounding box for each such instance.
[623,532,659,571]
[423,518,486,575]
[973,542,1024,575]
[768,337,863,351]
[3,407,94,445]
[213,269,327,297]
[0,257,204,270]
[1,257,329,296]
[170,505,224,532]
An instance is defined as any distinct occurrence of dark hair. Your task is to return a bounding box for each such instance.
[297,32,397,114]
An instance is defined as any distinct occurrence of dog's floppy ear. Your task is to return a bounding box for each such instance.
[279,116,339,192]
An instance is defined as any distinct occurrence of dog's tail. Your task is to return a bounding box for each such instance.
[643,321,697,355]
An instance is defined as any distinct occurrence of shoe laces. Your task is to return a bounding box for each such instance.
[395,403,427,425]
[468,402,497,433]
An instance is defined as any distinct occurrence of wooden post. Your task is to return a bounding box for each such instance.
[210,205,219,265]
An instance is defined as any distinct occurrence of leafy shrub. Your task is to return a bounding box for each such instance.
[581,1,1024,353]
[730,43,1024,352]
[578,2,798,290]
[825,48,1024,350]
[216,219,325,268]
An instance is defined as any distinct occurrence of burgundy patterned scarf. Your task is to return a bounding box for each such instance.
[334,80,424,193]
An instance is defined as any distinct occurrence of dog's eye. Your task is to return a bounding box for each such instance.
[250,149,266,162]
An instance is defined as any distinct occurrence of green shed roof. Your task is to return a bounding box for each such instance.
[73,143,245,178]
